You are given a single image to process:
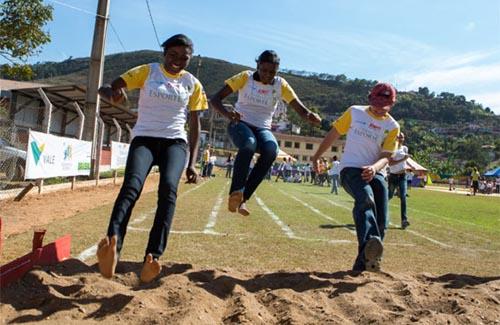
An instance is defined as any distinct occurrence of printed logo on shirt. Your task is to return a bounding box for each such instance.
[353,127,380,141]
[369,122,381,130]
[148,80,189,104]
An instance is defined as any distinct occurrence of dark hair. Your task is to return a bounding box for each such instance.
[161,34,193,55]
[256,50,280,65]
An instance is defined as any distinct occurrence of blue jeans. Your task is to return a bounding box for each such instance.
[228,121,278,200]
[107,136,187,260]
[340,167,388,270]
[388,173,408,223]
[331,174,340,194]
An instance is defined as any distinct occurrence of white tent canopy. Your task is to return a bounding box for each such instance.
[277,149,296,162]
[406,157,427,172]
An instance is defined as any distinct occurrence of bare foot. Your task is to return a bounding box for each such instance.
[140,254,161,283]
[96,235,118,279]
[228,191,243,212]
[238,202,250,216]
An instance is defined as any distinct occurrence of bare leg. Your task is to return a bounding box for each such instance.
[140,253,161,283]
[96,235,118,279]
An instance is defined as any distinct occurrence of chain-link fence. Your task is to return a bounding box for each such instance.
[0,119,27,192]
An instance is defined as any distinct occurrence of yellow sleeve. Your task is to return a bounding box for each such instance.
[225,71,249,92]
[188,80,208,111]
[382,127,400,152]
[280,78,298,104]
[120,64,150,90]
[331,108,352,135]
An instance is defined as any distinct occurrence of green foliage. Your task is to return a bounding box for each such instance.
[0,0,53,79]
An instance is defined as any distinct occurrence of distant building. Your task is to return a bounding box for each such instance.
[274,132,345,163]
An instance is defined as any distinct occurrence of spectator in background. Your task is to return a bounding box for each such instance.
[407,171,414,192]
[275,158,287,182]
[207,152,216,177]
[388,132,411,229]
[225,153,234,178]
[448,176,456,191]
[472,167,480,196]
[201,144,211,177]
[330,155,341,195]
[496,176,500,194]
[304,163,311,183]
[285,157,293,182]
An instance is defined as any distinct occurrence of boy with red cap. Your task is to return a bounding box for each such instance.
[312,82,400,272]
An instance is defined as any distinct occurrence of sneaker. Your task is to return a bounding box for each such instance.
[238,202,250,216]
[401,220,410,229]
[364,236,383,272]
[228,191,243,213]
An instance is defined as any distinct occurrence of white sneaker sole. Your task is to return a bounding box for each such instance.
[364,237,383,272]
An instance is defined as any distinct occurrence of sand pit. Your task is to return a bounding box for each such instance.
[1,259,499,324]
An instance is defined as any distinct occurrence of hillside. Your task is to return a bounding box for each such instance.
[29,50,500,175]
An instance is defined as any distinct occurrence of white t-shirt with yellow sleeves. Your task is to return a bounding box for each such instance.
[332,105,399,171]
[225,70,297,129]
[121,63,207,141]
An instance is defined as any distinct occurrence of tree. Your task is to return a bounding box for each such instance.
[0,0,53,79]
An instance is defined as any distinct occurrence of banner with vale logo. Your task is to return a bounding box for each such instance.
[25,130,92,179]
[110,141,130,169]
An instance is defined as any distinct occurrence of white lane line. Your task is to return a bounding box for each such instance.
[298,190,497,253]
[127,226,418,247]
[255,195,296,238]
[405,206,481,228]
[128,226,226,236]
[278,189,356,236]
[76,245,97,261]
[313,194,454,249]
[76,181,208,262]
[400,213,492,243]
[388,221,452,248]
[203,181,228,235]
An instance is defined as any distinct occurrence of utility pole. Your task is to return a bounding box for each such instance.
[83,0,110,179]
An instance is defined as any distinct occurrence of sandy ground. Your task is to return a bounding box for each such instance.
[1,260,499,324]
[1,176,500,324]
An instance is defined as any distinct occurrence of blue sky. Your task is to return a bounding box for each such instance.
[5,0,500,114]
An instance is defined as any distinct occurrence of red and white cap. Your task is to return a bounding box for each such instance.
[368,82,397,107]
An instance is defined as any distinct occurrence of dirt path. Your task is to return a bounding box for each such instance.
[0,174,160,237]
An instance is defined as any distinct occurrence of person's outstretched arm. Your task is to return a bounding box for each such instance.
[186,111,201,183]
[388,153,410,166]
[98,77,127,104]
[311,127,341,172]
[209,85,241,122]
[289,98,321,126]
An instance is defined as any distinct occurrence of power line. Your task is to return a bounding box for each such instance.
[50,0,107,19]
[109,21,127,52]
[49,0,126,53]
[144,0,162,47]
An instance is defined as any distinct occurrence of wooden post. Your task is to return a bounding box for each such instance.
[36,88,53,194]
[71,102,85,190]
[83,0,110,179]
[95,117,105,186]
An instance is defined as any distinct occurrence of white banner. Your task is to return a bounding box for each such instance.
[25,130,92,179]
[111,141,130,169]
